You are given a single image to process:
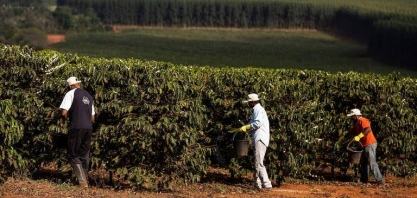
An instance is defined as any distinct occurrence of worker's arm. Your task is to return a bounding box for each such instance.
[61,109,68,118]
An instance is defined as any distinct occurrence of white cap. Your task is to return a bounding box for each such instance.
[244,93,259,103]
[347,108,362,116]
[66,76,81,86]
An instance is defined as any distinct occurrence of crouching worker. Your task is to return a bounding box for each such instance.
[59,77,95,188]
[346,108,384,185]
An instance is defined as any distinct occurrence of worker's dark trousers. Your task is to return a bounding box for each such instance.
[67,128,92,170]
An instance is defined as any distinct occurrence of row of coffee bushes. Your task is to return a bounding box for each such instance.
[0,45,213,188]
[1,44,416,188]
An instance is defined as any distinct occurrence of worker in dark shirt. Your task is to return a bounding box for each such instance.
[59,76,95,188]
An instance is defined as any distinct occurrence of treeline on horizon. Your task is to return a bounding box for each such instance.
[58,0,417,70]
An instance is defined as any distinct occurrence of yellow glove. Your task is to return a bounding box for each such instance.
[240,125,251,132]
[353,133,364,141]
[228,128,241,133]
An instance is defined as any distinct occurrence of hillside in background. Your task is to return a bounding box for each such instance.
[1,0,416,71]
[57,0,417,70]
[0,0,104,48]
[47,27,417,77]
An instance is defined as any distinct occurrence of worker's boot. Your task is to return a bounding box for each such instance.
[71,163,88,188]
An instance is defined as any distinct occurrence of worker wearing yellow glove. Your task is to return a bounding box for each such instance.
[240,124,251,132]
[242,93,273,191]
[228,125,251,133]
[346,108,384,185]
[353,132,365,142]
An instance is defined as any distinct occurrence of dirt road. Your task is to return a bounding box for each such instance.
[1,175,416,198]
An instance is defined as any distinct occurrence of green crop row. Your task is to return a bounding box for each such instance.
[1,44,417,188]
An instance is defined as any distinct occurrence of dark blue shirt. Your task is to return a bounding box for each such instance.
[59,88,95,129]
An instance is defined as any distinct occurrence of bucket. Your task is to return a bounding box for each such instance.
[51,133,68,149]
[346,141,363,164]
[232,132,250,157]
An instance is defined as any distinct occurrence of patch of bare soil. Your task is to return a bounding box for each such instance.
[1,166,416,198]
[47,34,66,45]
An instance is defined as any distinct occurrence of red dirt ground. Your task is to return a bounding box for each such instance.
[47,34,66,45]
[1,166,416,198]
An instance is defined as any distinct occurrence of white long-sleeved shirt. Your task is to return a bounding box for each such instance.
[248,103,270,147]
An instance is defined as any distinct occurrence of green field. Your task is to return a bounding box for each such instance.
[48,27,417,76]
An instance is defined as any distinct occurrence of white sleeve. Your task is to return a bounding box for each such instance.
[59,90,75,110]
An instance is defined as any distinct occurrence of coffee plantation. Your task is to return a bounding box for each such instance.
[1,44,416,188]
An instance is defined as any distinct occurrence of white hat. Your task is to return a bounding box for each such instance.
[66,76,81,86]
[244,93,260,103]
[347,108,362,116]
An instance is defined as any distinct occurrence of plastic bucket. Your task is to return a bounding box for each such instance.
[51,133,68,149]
[233,140,250,157]
[346,141,363,164]
[232,132,250,157]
